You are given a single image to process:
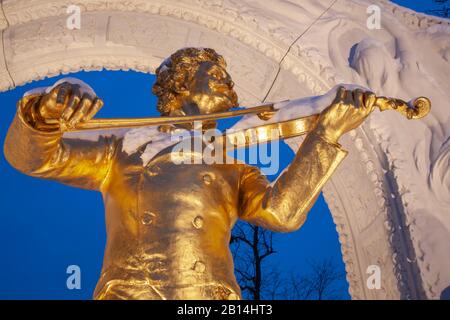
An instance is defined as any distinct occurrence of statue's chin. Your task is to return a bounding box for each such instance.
[214,91,238,111]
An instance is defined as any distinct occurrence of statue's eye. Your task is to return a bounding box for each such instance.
[211,72,221,79]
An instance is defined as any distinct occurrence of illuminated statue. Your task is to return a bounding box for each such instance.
[3,47,396,299]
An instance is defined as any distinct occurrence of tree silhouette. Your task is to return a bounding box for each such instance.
[230,221,346,300]
[230,222,276,300]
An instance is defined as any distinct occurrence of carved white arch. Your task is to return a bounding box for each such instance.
[1,0,449,299]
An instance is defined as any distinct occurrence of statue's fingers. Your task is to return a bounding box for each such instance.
[55,82,73,109]
[61,85,82,122]
[364,92,377,112]
[354,89,364,109]
[39,83,72,119]
[44,88,57,104]
[47,83,65,103]
[68,94,93,127]
[38,93,53,115]
[39,87,62,119]
[83,98,104,122]
[40,84,59,105]
[344,89,354,106]
[333,86,346,104]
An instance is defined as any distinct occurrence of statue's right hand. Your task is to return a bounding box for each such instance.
[37,82,103,130]
[313,87,376,144]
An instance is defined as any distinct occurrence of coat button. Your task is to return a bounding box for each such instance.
[142,211,155,225]
[202,173,214,185]
[193,261,206,273]
[192,216,204,229]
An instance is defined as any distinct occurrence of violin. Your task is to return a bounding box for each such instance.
[67,94,431,149]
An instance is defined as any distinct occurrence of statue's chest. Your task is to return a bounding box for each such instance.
[108,146,241,213]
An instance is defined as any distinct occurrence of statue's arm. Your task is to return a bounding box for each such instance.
[238,132,347,232]
[4,90,117,191]
[239,87,377,232]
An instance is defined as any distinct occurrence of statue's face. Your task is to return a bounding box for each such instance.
[170,61,238,117]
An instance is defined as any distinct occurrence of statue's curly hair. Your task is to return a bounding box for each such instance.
[152,47,229,115]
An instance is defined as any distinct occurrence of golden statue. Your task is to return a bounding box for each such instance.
[3,48,430,300]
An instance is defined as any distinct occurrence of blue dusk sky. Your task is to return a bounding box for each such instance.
[0,1,444,299]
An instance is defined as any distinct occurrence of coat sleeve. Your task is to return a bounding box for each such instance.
[238,132,348,232]
[3,94,118,191]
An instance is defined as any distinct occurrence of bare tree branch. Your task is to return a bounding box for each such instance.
[231,221,346,300]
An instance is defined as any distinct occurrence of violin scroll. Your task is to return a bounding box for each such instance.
[375,96,431,120]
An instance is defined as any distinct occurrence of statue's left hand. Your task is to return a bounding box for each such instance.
[313,87,376,144]
[36,81,104,131]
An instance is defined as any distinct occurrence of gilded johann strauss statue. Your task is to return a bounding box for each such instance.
[4,48,377,300]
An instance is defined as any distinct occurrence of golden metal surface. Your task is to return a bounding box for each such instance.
[219,115,320,148]
[71,103,275,131]
[65,94,430,134]
[3,48,431,300]
[63,90,430,135]
[375,96,431,119]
